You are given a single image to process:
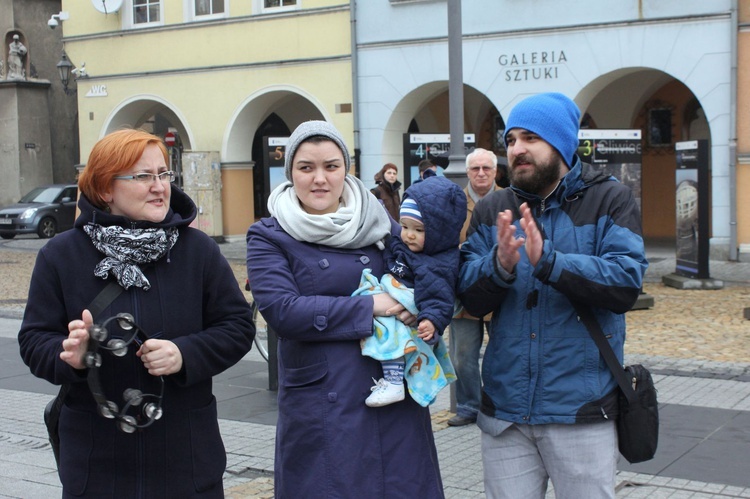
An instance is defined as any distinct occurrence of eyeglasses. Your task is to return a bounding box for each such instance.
[114,171,175,183]
[468,166,496,173]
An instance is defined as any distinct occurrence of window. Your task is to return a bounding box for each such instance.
[648,108,672,147]
[265,0,296,7]
[134,0,160,25]
[195,0,225,16]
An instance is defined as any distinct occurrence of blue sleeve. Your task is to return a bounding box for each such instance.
[533,186,647,313]
[457,201,514,318]
[411,251,459,334]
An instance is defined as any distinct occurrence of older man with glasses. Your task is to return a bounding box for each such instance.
[447,147,502,426]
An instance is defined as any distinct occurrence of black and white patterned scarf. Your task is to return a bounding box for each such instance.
[83,223,179,290]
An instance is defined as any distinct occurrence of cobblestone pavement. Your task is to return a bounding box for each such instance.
[3,243,748,367]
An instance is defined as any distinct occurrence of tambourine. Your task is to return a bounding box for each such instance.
[84,313,164,433]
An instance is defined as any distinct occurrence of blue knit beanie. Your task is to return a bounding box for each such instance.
[284,121,350,182]
[400,198,422,223]
[504,92,581,166]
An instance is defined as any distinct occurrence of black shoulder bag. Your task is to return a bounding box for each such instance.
[572,301,659,464]
[44,281,123,468]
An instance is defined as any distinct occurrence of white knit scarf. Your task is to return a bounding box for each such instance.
[268,175,391,250]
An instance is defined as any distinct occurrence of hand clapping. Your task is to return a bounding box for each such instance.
[495,202,543,273]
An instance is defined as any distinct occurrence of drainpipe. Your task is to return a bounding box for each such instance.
[350,0,361,178]
[729,0,738,260]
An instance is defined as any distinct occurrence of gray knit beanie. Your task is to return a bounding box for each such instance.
[504,92,581,166]
[284,121,351,181]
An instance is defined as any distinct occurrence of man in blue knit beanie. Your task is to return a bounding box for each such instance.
[458,92,648,498]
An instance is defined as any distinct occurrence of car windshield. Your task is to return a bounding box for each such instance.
[19,186,64,204]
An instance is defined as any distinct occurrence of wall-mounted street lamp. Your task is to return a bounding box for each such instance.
[56,50,75,95]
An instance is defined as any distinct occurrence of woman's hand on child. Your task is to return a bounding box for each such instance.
[373,294,417,325]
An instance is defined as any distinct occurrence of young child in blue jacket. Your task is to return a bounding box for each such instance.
[363,175,467,406]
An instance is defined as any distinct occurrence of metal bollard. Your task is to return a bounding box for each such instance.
[267,325,278,391]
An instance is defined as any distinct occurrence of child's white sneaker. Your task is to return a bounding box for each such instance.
[366,378,405,407]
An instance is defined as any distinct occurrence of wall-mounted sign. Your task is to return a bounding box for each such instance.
[85,85,108,97]
[498,50,568,82]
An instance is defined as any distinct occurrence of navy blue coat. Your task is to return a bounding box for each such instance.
[247,217,444,498]
[387,176,467,333]
[19,188,255,498]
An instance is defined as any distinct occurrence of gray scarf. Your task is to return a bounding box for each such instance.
[268,175,391,250]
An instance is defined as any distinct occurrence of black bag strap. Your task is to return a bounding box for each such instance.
[88,281,124,319]
[570,300,637,404]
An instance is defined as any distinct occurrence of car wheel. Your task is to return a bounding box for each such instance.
[37,217,57,238]
[0,233,15,240]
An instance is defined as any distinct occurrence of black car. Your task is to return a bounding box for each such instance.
[0,184,78,239]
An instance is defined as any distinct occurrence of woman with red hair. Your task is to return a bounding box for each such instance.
[19,129,254,498]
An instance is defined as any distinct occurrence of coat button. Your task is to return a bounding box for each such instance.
[359,256,370,265]
[316,315,326,327]
[530,332,536,339]
[328,392,338,402]
[319,259,329,269]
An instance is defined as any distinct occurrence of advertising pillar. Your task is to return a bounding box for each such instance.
[674,140,710,279]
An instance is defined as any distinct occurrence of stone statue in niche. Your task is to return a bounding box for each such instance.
[7,34,27,80]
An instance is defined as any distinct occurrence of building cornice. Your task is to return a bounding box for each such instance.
[73,54,350,82]
[358,12,732,50]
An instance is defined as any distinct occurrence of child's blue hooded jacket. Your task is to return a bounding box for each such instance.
[387,176,467,334]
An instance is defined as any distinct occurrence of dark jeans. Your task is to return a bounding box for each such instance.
[448,317,484,418]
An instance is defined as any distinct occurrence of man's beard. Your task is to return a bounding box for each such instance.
[509,153,562,195]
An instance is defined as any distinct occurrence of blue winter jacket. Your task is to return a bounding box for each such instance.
[387,176,467,333]
[458,158,647,425]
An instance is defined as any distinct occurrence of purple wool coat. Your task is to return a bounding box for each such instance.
[247,217,444,498]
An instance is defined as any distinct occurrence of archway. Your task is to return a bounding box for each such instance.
[578,69,710,248]
[379,83,502,189]
[223,88,326,230]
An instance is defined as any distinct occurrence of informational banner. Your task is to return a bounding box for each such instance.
[674,140,709,279]
[577,129,642,211]
[402,133,475,187]
[259,137,288,218]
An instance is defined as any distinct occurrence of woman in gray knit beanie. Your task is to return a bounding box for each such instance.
[246,120,446,497]
[283,120,351,181]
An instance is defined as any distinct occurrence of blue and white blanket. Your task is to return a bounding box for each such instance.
[354,269,456,407]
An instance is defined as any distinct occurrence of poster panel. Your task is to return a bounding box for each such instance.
[577,129,642,211]
[674,140,709,278]
[402,134,475,188]
[260,137,288,218]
